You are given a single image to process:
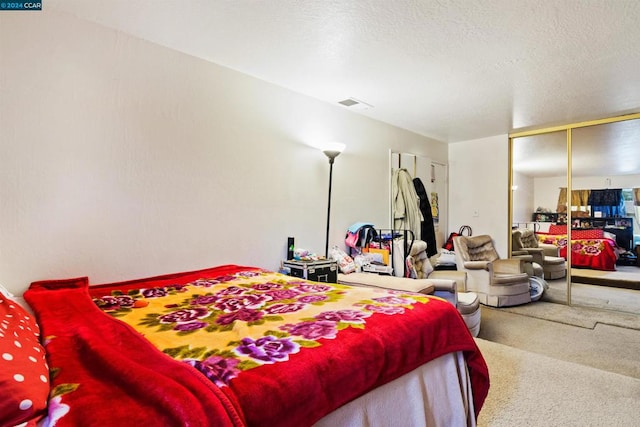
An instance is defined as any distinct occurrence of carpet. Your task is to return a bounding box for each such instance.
[495,300,640,331]
[477,306,640,379]
[571,266,640,290]
[475,338,640,427]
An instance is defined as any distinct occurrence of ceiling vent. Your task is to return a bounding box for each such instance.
[338,98,373,110]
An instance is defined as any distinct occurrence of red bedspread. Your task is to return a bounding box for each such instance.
[25,265,489,426]
[537,234,618,271]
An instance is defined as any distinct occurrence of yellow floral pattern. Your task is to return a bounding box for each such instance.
[92,270,430,387]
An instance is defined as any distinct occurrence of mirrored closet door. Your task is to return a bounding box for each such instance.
[510,130,569,304]
[570,118,640,315]
[510,113,640,314]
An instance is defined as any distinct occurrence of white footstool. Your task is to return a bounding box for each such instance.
[427,270,481,337]
[337,272,481,337]
[337,272,436,295]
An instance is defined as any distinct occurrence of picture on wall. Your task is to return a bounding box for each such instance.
[431,192,439,222]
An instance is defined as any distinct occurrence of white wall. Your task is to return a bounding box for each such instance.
[448,135,509,256]
[534,176,565,213]
[512,171,534,224]
[0,10,447,295]
[534,174,640,212]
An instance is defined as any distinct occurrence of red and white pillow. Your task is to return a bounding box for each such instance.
[572,229,605,239]
[0,291,49,426]
[548,224,605,240]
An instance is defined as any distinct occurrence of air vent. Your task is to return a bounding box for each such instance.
[337,98,373,110]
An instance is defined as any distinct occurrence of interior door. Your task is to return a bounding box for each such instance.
[389,151,447,247]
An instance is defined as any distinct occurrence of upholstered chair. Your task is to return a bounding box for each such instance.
[512,229,566,280]
[453,235,531,307]
[510,231,544,279]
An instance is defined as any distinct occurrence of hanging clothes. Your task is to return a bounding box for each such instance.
[392,168,422,240]
[413,177,438,258]
[557,188,591,212]
[588,188,626,217]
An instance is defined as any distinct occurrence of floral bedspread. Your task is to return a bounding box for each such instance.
[537,234,618,271]
[26,265,489,427]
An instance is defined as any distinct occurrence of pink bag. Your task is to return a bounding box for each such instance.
[345,232,359,248]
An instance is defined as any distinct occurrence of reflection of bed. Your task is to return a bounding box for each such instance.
[16,265,489,426]
[537,227,619,271]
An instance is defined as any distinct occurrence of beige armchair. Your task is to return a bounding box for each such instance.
[453,235,531,307]
[512,229,566,280]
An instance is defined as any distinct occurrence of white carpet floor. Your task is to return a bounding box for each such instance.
[544,272,640,314]
[475,338,640,427]
[476,301,640,426]
[478,304,640,379]
[571,265,640,282]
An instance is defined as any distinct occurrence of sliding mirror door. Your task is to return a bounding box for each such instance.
[570,119,640,314]
[511,112,640,313]
[510,130,569,304]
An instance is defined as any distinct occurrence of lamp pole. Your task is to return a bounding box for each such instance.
[325,155,335,258]
[323,146,344,258]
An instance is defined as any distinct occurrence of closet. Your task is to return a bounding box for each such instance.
[509,112,640,313]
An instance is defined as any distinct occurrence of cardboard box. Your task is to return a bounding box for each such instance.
[282,259,338,283]
[362,247,390,265]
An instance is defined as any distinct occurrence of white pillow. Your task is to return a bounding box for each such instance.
[0,283,33,315]
[0,283,14,298]
[436,250,457,265]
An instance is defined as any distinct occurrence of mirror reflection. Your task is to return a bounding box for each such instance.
[511,117,640,315]
[570,119,640,314]
[511,130,569,306]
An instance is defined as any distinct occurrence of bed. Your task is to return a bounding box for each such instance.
[4,264,489,426]
[537,225,620,271]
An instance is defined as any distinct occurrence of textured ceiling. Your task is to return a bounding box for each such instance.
[513,118,640,177]
[49,0,640,175]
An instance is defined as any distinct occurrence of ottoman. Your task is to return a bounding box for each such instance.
[337,272,438,295]
[543,256,566,280]
[337,271,481,337]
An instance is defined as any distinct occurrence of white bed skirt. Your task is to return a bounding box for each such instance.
[314,351,476,427]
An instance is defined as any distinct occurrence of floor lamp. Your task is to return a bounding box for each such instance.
[323,143,345,258]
